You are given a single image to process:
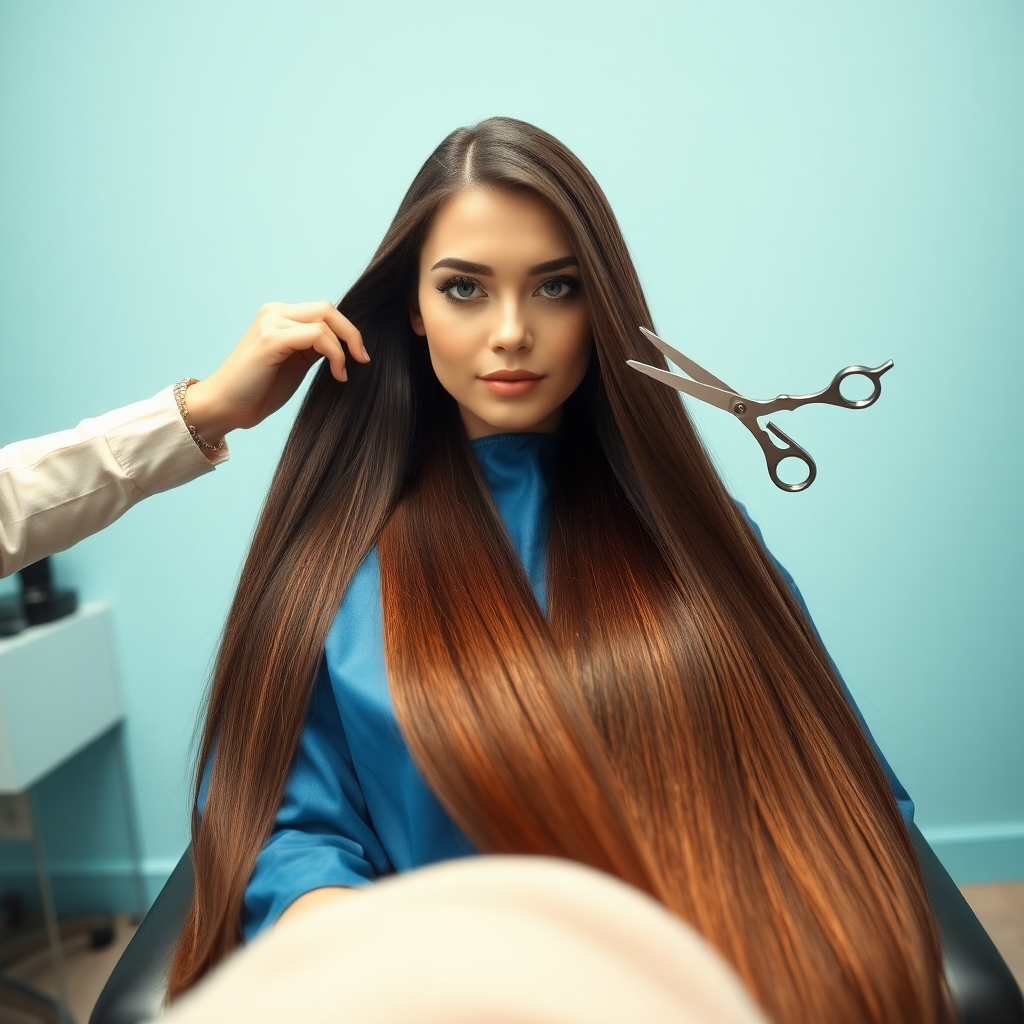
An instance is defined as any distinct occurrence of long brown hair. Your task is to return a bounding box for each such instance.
[171,118,951,1023]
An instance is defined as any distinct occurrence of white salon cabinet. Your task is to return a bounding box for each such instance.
[0,603,124,792]
[0,602,143,1013]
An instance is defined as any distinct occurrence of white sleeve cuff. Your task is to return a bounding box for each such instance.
[100,385,229,496]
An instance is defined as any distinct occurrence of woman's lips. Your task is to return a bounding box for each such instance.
[479,371,544,397]
[481,378,542,397]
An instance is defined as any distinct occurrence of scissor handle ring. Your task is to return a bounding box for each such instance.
[823,360,894,410]
[761,422,818,492]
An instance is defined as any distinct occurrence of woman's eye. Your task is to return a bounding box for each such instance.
[536,276,578,300]
[440,277,485,303]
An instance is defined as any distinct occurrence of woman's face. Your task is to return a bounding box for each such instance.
[411,188,592,439]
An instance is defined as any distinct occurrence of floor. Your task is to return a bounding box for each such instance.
[0,916,137,1024]
[0,885,1021,1023]
[960,880,1024,988]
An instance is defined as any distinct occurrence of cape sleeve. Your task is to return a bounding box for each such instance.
[239,660,394,938]
[740,506,914,825]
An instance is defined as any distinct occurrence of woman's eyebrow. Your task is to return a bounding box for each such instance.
[526,256,578,275]
[429,256,579,276]
[431,258,493,275]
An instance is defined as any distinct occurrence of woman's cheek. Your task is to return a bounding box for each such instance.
[429,325,477,381]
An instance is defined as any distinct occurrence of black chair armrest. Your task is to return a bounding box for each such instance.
[909,823,1024,1023]
[89,847,194,1024]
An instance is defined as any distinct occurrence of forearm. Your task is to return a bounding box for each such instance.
[0,387,226,577]
[277,886,360,927]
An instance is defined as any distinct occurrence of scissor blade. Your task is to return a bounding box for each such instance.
[638,327,736,394]
[626,360,737,413]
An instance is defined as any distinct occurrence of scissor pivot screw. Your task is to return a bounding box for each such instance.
[733,402,747,415]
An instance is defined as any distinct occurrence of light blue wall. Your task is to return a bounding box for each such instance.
[0,1,1020,902]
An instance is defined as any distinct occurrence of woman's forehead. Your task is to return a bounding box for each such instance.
[421,189,573,272]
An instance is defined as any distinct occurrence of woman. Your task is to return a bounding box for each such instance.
[172,117,951,1023]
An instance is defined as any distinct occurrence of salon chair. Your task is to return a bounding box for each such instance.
[90,824,1022,1024]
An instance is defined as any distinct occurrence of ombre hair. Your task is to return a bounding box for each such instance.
[171,117,951,1024]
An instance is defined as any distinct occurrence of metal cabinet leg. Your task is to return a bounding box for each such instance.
[113,724,148,922]
[27,789,70,1010]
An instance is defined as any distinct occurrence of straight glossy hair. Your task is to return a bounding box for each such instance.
[171,117,952,1023]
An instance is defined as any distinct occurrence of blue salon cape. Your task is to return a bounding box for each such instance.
[240,432,913,938]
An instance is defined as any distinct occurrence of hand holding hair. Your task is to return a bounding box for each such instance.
[0,300,366,576]
[184,301,369,443]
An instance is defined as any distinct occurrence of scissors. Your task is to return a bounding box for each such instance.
[627,327,894,492]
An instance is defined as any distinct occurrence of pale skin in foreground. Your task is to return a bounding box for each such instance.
[277,185,593,926]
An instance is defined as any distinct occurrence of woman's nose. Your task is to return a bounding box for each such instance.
[489,298,533,353]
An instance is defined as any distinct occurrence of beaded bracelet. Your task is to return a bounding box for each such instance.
[173,378,225,453]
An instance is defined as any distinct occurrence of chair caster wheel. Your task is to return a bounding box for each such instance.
[90,925,115,949]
